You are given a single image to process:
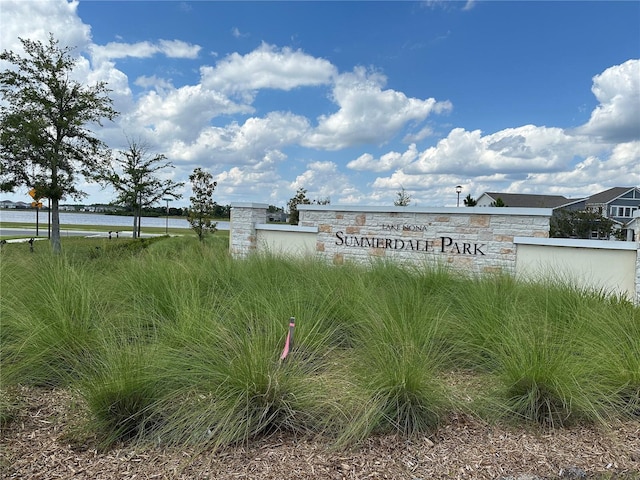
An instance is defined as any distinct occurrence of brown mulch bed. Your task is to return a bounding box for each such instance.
[1,386,639,480]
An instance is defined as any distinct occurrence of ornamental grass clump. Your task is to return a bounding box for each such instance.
[153,309,342,448]
[447,273,522,371]
[2,234,639,450]
[221,252,366,350]
[336,274,452,445]
[581,300,640,419]
[1,256,106,386]
[80,343,164,448]
[114,255,203,329]
[492,323,586,426]
[449,275,623,427]
[490,309,611,427]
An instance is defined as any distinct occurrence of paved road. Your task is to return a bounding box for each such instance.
[0,227,159,240]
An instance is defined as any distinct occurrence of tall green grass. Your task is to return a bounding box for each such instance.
[81,343,163,447]
[334,262,453,445]
[1,255,108,386]
[153,312,342,447]
[448,275,636,426]
[582,303,640,418]
[1,234,638,450]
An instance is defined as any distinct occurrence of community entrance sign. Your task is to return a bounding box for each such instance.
[230,203,551,275]
[230,202,640,303]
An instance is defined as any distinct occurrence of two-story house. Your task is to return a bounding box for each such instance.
[476,187,640,241]
[560,187,640,241]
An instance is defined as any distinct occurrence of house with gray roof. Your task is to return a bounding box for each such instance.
[475,192,576,209]
[0,200,30,209]
[477,187,640,241]
[562,186,640,241]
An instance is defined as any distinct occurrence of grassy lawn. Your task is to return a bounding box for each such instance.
[1,234,638,452]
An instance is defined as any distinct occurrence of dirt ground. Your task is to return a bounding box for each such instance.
[1,387,639,480]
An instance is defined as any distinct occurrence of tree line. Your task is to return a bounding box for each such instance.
[0,35,219,250]
[108,203,231,219]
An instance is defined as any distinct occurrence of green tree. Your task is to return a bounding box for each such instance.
[287,187,311,225]
[266,205,285,223]
[0,35,118,253]
[394,186,412,206]
[490,197,506,207]
[550,210,615,239]
[102,137,183,238]
[188,167,218,242]
[212,203,230,219]
[463,194,477,206]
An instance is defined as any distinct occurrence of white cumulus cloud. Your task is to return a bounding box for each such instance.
[347,144,419,172]
[0,0,90,55]
[129,85,254,145]
[398,125,592,177]
[575,59,640,142]
[200,42,337,94]
[291,161,358,202]
[90,39,201,65]
[303,67,452,150]
[166,112,309,165]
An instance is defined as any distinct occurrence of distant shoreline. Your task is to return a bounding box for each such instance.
[0,207,196,220]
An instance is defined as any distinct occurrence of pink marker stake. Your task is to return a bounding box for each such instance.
[280,317,296,360]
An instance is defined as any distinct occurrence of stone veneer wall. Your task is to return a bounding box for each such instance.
[297,205,551,275]
[229,202,269,258]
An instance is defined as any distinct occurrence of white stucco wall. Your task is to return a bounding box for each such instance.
[255,224,318,255]
[515,237,638,300]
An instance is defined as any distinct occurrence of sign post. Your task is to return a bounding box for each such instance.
[28,189,43,237]
[163,198,172,235]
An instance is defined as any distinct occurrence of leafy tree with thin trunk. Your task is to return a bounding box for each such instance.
[394,186,412,206]
[188,168,218,242]
[287,187,311,225]
[102,138,183,238]
[0,35,118,253]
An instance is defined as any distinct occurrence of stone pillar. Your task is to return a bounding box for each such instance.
[229,203,268,259]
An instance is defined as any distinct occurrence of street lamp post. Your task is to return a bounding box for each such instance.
[163,198,172,235]
[455,185,463,207]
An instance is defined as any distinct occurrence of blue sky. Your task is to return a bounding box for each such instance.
[1,0,639,208]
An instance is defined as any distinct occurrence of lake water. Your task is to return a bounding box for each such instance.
[0,209,230,230]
